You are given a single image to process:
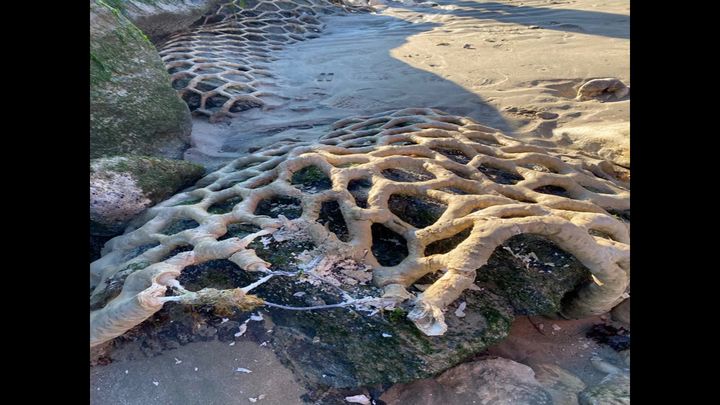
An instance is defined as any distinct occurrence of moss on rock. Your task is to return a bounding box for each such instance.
[90,0,192,159]
[476,234,593,316]
[90,155,204,235]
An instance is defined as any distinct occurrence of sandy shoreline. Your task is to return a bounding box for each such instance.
[185,0,629,170]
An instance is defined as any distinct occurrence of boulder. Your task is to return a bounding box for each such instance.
[90,156,204,237]
[579,372,630,405]
[90,0,192,159]
[476,234,593,317]
[576,78,629,101]
[611,298,630,326]
[532,363,586,405]
[112,0,223,43]
[380,357,554,405]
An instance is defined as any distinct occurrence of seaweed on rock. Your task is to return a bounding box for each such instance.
[90,108,630,347]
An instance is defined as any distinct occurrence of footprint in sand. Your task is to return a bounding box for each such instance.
[316,72,335,82]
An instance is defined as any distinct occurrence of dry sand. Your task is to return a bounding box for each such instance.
[91,0,630,402]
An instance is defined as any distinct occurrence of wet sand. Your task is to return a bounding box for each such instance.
[185,0,629,169]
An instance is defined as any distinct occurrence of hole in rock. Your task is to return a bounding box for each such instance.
[172,197,203,206]
[435,148,471,164]
[124,242,161,261]
[424,226,473,256]
[171,76,192,89]
[205,95,229,110]
[388,194,447,228]
[607,209,630,223]
[229,99,263,113]
[534,185,571,198]
[217,223,262,241]
[161,219,200,235]
[371,224,408,266]
[478,234,592,315]
[208,196,243,214]
[477,164,524,185]
[195,78,226,92]
[291,166,332,193]
[247,236,316,271]
[182,91,202,110]
[177,259,253,292]
[520,163,558,173]
[588,229,615,240]
[389,140,417,146]
[382,167,435,182]
[254,196,302,219]
[348,178,372,208]
[317,201,350,242]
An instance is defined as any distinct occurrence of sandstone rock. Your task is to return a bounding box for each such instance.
[532,363,586,405]
[579,372,630,405]
[576,78,629,101]
[90,0,192,159]
[380,357,553,405]
[117,0,223,43]
[90,156,204,236]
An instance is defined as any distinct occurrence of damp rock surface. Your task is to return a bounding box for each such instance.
[380,357,554,405]
[476,234,593,316]
[90,155,204,236]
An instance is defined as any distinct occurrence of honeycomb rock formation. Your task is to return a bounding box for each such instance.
[157,0,373,120]
[90,108,630,347]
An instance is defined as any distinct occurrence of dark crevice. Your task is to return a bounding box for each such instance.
[317,201,350,242]
[208,196,244,214]
[348,178,372,208]
[382,167,435,182]
[424,226,473,256]
[388,194,447,229]
[291,166,332,193]
[371,224,408,267]
[161,219,200,236]
[254,196,303,219]
[477,164,524,185]
[534,185,571,198]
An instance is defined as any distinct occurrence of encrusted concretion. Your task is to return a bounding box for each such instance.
[90,108,629,347]
[158,0,373,120]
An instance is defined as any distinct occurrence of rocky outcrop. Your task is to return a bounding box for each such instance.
[90,155,204,237]
[111,0,223,43]
[380,357,554,405]
[89,109,629,395]
[576,78,629,102]
[90,0,192,159]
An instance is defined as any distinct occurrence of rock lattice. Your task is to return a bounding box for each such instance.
[157,0,372,120]
[90,108,630,347]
